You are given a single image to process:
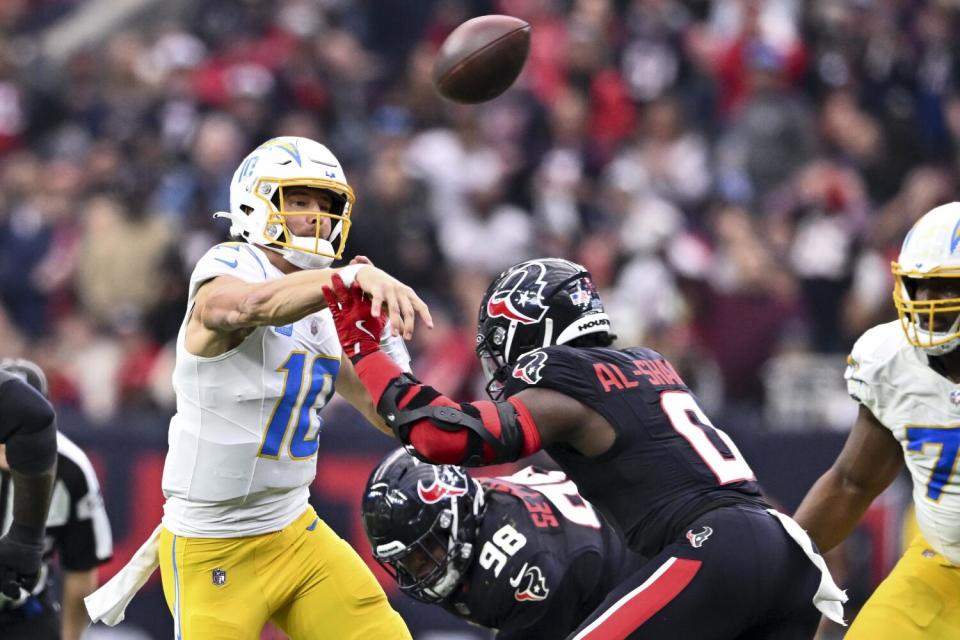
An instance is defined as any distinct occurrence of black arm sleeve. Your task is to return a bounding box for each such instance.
[0,372,57,474]
[0,372,57,540]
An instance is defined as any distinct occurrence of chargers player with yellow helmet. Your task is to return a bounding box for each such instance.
[86,137,429,639]
[796,202,960,638]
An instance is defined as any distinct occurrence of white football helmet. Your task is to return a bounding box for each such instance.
[892,202,960,355]
[215,136,356,269]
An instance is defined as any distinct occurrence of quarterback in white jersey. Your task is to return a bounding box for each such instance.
[89,137,427,640]
[796,202,960,638]
[161,238,356,536]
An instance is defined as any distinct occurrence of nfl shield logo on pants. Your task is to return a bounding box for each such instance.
[212,568,227,586]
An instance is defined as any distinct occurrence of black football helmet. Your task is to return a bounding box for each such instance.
[476,258,613,399]
[0,358,48,396]
[361,448,485,603]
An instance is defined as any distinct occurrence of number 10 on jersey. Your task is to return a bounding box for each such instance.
[259,352,339,460]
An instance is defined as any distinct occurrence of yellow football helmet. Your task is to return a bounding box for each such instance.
[892,202,960,355]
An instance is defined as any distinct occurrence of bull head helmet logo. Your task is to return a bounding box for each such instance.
[486,262,551,325]
[417,467,469,504]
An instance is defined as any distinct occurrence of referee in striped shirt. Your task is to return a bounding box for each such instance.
[0,359,113,640]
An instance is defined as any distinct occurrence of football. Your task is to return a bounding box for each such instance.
[432,14,531,104]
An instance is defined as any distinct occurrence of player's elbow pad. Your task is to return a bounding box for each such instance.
[3,384,57,474]
[378,373,541,466]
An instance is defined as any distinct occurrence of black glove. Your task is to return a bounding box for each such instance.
[0,523,43,602]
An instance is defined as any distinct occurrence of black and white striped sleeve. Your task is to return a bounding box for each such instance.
[47,433,113,571]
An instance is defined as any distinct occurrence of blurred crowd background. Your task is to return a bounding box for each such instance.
[0,0,947,637]
[1,0,951,436]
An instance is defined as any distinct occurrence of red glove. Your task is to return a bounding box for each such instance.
[322,273,387,362]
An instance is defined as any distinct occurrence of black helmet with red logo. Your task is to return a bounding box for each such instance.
[476,258,614,399]
[361,449,485,603]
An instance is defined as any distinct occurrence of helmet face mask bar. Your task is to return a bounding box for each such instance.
[477,331,510,401]
[891,202,960,356]
[373,508,470,603]
[254,176,354,261]
[892,267,960,355]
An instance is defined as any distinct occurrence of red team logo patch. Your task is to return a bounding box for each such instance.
[417,468,468,503]
[486,263,550,325]
[686,526,713,548]
[512,351,548,385]
[510,564,550,602]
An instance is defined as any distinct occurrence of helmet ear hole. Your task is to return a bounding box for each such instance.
[240,204,254,215]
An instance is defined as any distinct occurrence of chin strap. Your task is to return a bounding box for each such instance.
[910,321,960,356]
[278,246,334,270]
[254,241,334,270]
[212,209,337,270]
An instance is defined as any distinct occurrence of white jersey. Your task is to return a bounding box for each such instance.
[846,320,960,565]
[162,242,342,537]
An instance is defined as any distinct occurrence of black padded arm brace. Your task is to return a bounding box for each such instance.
[378,373,524,466]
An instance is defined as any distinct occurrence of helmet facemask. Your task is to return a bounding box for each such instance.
[375,508,473,603]
[476,324,513,401]
[892,266,960,355]
[256,178,354,270]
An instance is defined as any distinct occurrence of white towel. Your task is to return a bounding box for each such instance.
[85,525,162,626]
[766,508,848,626]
